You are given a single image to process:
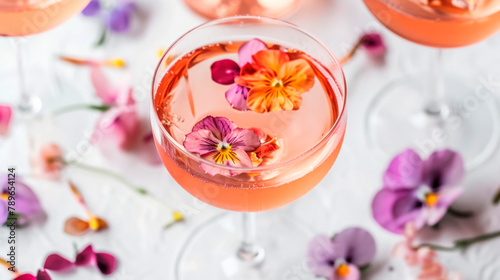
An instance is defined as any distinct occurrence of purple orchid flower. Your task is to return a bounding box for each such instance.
[307,227,376,280]
[44,245,117,275]
[0,175,44,226]
[82,0,101,16]
[372,149,464,234]
[211,39,267,111]
[106,1,136,33]
[360,33,386,59]
[183,116,260,176]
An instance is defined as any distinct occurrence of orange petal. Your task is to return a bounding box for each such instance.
[64,217,90,236]
[89,217,108,231]
[252,49,290,74]
[247,86,303,113]
[279,59,315,93]
[255,138,280,159]
[235,68,273,89]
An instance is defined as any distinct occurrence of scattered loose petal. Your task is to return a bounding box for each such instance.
[107,2,135,33]
[59,56,127,69]
[0,104,12,136]
[92,106,141,151]
[91,67,134,106]
[82,0,101,16]
[13,274,37,280]
[361,33,387,59]
[75,245,95,266]
[0,175,44,226]
[44,254,73,271]
[36,270,52,280]
[95,253,117,275]
[64,217,91,236]
[31,143,64,181]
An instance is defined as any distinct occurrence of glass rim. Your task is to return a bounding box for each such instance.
[151,15,347,172]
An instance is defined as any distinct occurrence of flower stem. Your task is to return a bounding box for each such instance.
[493,187,500,205]
[447,207,474,218]
[0,256,19,276]
[52,104,111,116]
[66,161,147,194]
[340,37,363,65]
[417,230,500,252]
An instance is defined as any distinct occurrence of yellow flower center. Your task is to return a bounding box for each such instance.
[336,264,350,277]
[89,217,100,230]
[0,193,8,201]
[425,193,439,206]
[271,78,284,88]
[214,142,238,164]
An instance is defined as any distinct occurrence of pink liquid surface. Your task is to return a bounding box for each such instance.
[153,41,346,211]
[0,0,90,36]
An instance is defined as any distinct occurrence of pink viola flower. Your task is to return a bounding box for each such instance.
[0,175,44,226]
[90,66,134,107]
[183,116,260,176]
[0,104,12,136]
[211,38,268,111]
[44,245,117,276]
[372,149,464,234]
[307,227,376,280]
[31,143,65,181]
[392,222,419,266]
[360,33,387,59]
[92,105,141,151]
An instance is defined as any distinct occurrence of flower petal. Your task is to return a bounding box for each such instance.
[184,129,220,155]
[252,49,290,74]
[437,185,463,208]
[0,177,43,219]
[200,149,252,176]
[64,217,90,236]
[331,264,360,280]
[225,84,249,111]
[307,235,343,278]
[0,104,12,136]
[13,274,37,280]
[422,206,448,227]
[93,106,141,151]
[36,269,52,280]
[75,245,95,266]
[95,253,117,275]
[279,59,315,94]
[106,2,134,33]
[211,59,240,85]
[0,201,7,225]
[422,149,464,191]
[44,254,73,271]
[91,67,118,106]
[191,116,236,140]
[238,38,268,66]
[332,227,376,267]
[246,85,303,113]
[82,0,100,16]
[224,128,260,152]
[372,189,423,234]
[361,33,387,59]
[383,149,423,190]
[31,143,64,181]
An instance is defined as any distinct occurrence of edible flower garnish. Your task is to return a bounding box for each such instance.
[235,49,315,113]
[211,38,268,111]
[183,116,261,176]
[419,0,478,12]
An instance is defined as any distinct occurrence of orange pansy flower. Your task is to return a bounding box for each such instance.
[235,49,315,113]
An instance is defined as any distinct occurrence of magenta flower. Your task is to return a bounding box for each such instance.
[14,269,51,280]
[372,149,464,234]
[44,245,117,275]
[183,116,260,176]
[307,227,376,280]
[0,174,44,226]
[0,104,12,136]
[360,33,386,59]
[211,39,267,110]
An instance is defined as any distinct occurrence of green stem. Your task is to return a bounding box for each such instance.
[67,161,147,194]
[447,207,474,218]
[493,187,500,205]
[417,230,500,252]
[52,104,110,116]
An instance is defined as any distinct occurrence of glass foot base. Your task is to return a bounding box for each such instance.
[174,212,316,280]
[366,74,500,170]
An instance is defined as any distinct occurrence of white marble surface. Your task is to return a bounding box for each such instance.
[1,0,500,279]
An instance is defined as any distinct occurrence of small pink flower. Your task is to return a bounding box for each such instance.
[0,104,12,136]
[392,222,419,266]
[31,143,64,180]
[361,33,387,59]
[92,106,141,152]
[183,116,260,176]
[90,66,134,106]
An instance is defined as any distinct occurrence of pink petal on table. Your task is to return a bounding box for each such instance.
[91,66,119,105]
[0,104,12,136]
[36,270,52,280]
[64,217,90,236]
[75,245,95,266]
[93,106,141,151]
[95,252,117,275]
[44,254,73,271]
[13,274,37,280]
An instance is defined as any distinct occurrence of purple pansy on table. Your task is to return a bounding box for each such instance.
[307,227,376,280]
[211,38,268,111]
[183,116,260,176]
[82,0,136,33]
[0,175,44,226]
[372,149,464,234]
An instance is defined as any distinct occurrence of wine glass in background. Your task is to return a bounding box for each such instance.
[362,0,500,169]
[0,0,90,115]
[183,0,303,19]
[151,16,347,279]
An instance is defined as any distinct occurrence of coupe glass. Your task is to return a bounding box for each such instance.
[183,0,303,19]
[0,0,90,115]
[151,16,347,279]
[363,0,500,169]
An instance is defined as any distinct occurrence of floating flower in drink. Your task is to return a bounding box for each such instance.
[307,227,376,280]
[372,149,464,234]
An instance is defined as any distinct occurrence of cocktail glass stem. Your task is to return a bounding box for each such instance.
[15,38,41,115]
[425,49,449,117]
[237,212,265,264]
